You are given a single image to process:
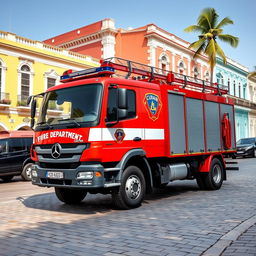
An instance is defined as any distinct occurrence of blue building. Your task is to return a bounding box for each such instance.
[215,57,249,141]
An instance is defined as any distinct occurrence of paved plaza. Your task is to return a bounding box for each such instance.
[0,158,255,256]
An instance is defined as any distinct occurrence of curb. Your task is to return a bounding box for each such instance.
[201,215,256,256]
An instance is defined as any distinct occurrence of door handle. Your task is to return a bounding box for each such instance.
[133,137,141,142]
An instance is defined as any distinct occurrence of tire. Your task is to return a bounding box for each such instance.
[253,149,256,158]
[231,155,236,159]
[55,188,87,204]
[204,158,224,190]
[0,175,14,182]
[112,165,146,210]
[21,163,33,181]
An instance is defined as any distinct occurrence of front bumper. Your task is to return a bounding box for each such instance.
[234,148,254,157]
[31,163,121,189]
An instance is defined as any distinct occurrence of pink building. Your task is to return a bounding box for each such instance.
[44,18,210,79]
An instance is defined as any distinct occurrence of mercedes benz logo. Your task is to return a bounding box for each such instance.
[51,143,62,159]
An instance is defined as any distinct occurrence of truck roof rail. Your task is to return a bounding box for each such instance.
[61,57,228,95]
[101,57,228,95]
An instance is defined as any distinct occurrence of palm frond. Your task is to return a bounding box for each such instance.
[188,38,206,50]
[204,38,217,67]
[218,34,239,47]
[184,25,204,33]
[216,17,234,29]
[198,8,218,30]
[215,43,227,64]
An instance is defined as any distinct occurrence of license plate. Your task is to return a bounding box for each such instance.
[237,151,243,154]
[46,171,64,179]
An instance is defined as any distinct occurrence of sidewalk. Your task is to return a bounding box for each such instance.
[221,224,256,256]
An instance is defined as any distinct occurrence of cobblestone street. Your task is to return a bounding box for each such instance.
[0,158,255,256]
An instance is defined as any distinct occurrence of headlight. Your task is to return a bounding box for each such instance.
[77,171,93,180]
[32,170,38,177]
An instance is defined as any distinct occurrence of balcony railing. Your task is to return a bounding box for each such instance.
[227,95,256,110]
[0,92,11,105]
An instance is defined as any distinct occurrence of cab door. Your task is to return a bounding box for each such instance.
[102,84,141,162]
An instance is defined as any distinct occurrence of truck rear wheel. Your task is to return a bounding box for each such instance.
[112,165,146,210]
[196,158,224,190]
[55,188,87,204]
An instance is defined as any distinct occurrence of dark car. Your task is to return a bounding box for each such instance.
[0,131,34,182]
[233,137,256,158]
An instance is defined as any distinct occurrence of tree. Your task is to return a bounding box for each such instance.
[184,8,239,83]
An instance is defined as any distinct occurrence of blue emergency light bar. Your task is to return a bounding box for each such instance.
[60,66,115,82]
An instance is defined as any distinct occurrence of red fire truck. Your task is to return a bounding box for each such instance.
[29,57,236,209]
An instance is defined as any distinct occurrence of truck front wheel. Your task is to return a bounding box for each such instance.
[55,188,87,204]
[112,166,146,210]
[196,158,224,190]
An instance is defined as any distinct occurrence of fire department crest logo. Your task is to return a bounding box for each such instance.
[144,93,162,121]
[114,129,125,143]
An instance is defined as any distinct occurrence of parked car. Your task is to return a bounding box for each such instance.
[232,137,256,158]
[0,131,34,182]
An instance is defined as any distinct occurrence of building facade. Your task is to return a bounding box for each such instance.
[215,57,252,141]
[44,18,211,80]
[0,31,98,131]
[248,75,256,137]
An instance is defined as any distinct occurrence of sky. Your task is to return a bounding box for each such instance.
[1,0,256,71]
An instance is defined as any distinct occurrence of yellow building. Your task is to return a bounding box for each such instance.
[0,31,99,131]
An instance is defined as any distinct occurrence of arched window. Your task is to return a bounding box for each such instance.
[21,65,30,100]
[18,63,33,106]
[44,69,59,90]
[205,71,210,81]
[238,82,241,98]
[178,61,185,74]
[158,53,170,74]
[233,80,236,96]
[193,67,199,78]
[227,78,230,93]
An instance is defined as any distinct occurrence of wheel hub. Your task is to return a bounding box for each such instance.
[212,165,221,184]
[125,175,141,200]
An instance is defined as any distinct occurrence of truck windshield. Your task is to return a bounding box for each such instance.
[37,84,102,129]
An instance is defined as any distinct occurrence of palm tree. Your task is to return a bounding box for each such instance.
[184,8,239,83]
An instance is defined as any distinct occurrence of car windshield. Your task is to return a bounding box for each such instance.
[37,83,102,128]
[237,138,255,145]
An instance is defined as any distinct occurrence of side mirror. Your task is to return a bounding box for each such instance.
[30,99,37,128]
[27,96,33,106]
[118,88,128,109]
[117,88,128,120]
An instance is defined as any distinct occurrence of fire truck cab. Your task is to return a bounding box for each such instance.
[29,58,236,209]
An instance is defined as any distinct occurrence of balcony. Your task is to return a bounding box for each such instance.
[0,93,11,108]
[227,95,256,110]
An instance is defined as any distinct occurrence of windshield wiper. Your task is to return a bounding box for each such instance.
[37,122,52,129]
[58,118,81,127]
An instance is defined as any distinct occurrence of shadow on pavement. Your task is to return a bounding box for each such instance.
[17,192,114,215]
[17,180,199,214]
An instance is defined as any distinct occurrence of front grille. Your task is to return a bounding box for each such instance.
[39,162,80,169]
[40,178,72,185]
[35,143,88,163]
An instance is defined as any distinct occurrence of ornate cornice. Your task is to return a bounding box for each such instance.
[58,29,117,49]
